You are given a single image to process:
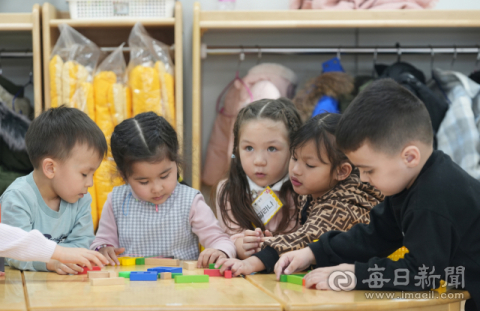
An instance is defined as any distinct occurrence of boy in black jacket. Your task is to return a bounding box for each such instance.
[274,79,480,310]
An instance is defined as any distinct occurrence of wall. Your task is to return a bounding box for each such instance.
[1,0,480,187]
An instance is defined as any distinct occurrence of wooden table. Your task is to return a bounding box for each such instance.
[246,274,470,311]
[0,267,27,311]
[23,265,282,310]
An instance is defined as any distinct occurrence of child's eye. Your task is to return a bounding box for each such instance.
[362,170,373,175]
[245,146,253,151]
[139,181,148,185]
[160,174,170,180]
[306,164,315,168]
[291,156,297,161]
[82,173,87,177]
[267,147,277,152]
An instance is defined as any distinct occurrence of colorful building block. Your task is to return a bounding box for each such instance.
[79,266,101,275]
[287,275,303,286]
[144,258,180,266]
[87,271,110,279]
[280,275,288,282]
[90,277,125,286]
[303,279,306,286]
[107,271,118,278]
[119,257,136,266]
[135,257,145,265]
[130,271,157,281]
[147,266,183,274]
[204,269,222,277]
[171,273,183,278]
[224,270,232,279]
[175,275,209,284]
[118,271,131,278]
[183,261,196,270]
[209,263,221,269]
[160,272,172,280]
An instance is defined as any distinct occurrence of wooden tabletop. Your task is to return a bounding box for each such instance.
[23,265,282,311]
[246,274,470,311]
[0,267,27,311]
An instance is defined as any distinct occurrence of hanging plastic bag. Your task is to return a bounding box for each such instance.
[49,24,102,121]
[93,44,127,222]
[128,22,175,127]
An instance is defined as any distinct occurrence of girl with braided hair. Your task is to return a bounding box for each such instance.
[91,112,235,267]
[216,98,303,259]
[215,113,384,276]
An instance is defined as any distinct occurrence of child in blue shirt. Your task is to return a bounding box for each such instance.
[1,106,107,274]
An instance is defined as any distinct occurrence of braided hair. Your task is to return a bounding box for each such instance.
[111,112,181,179]
[217,98,303,235]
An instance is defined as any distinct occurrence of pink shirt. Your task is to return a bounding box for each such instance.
[91,192,236,259]
[0,224,56,262]
[215,180,298,242]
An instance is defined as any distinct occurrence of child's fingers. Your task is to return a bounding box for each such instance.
[108,249,120,266]
[208,252,221,265]
[244,249,256,257]
[0,272,5,277]
[59,264,76,275]
[231,262,244,277]
[264,229,273,237]
[215,257,229,270]
[67,263,83,273]
[56,268,67,275]
[201,251,212,268]
[218,259,234,274]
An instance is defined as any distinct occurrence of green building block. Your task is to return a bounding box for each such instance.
[171,273,183,278]
[119,271,131,278]
[135,257,145,265]
[208,263,221,269]
[287,275,303,285]
[280,275,288,282]
[293,273,306,277]
[175,275,209,283]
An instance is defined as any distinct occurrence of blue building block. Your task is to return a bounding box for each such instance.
[130,271,158,281]
[147,266,183,274]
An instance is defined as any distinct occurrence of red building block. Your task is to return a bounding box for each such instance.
[204,269,222,277]
[303,278,305,286]
[79,266,101,275]
[224,270,232,279]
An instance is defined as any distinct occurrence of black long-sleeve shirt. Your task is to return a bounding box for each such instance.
[310,151,480,309]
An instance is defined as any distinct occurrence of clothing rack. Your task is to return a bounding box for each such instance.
[0,50,33,58]
[203,45,480,57]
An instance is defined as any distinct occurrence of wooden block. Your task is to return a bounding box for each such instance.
[79,266,101,275]
[160,272,171,280]
[90,277,125,286]
[183,261,196,270]
[107,271,118,278]
[118,271,131,278]
[87,271,110,279]
[144,258,179,266]
[204,269,222,277]
[224,270,232,279]
[119,257,136,266]
[135,257,145,265]
[286,275,303,286]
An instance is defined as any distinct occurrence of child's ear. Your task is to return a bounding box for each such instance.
[335,162,352,181]
[42,158,56,179]
[402,145,421,168]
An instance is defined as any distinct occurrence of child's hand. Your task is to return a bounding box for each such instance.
[46,259,84,275]
[304,264,355,290]
[0,272,4,277]
[243,228,273,256]
[99,246,125,266]
[51,245,108,269]
[197,248,227,268]
[216,257,256,277]
[274,247,316,280]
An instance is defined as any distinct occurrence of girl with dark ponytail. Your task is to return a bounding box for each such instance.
[91,112,236,268]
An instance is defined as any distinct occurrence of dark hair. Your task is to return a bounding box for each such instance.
[111,112,180,179]
[25,106,107,169]
[292,113,352,178]
[217,98,303,235]
[336,78,434,154]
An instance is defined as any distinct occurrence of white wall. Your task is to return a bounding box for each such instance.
[1,0,480,186]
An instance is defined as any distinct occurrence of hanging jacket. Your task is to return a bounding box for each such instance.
[432,68,480,180]
[202,63,297,187]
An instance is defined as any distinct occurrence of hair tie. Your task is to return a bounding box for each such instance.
[231,154,236,159]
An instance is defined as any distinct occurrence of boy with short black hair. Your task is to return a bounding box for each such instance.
[1,106,108,274]
[274,79,480,310]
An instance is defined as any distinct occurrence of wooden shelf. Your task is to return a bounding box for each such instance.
[42,2,184,155]
[49,18,175,28]
[0,5,42,117]
[198,9,480,29]
[191,1,480,190]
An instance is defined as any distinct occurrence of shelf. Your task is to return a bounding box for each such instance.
[49,18,175,28]
[0,13,33,31]
[198,10,480,29]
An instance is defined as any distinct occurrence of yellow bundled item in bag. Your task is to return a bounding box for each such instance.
[129,65,162,116]
[49,24,102,110]
[72,81,95,121]
[88,184,98,232]
[155,61,175,127]
[125,86,132,119]
[94,71,116,137]
[109,83,127,125]
[49,55,63,108]
[128,23,175,124]
[94,154,123,218]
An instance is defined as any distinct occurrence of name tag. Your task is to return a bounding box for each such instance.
[252,187,283,225]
